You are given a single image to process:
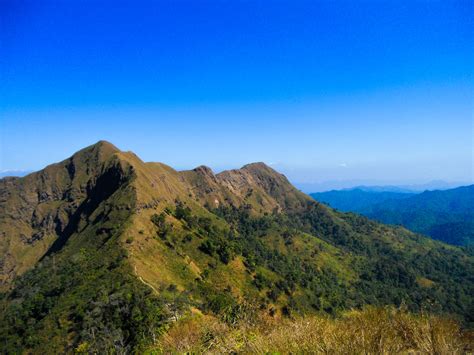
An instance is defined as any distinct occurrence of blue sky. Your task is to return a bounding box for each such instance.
[1,0,472,188]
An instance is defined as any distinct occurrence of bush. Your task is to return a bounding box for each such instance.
[199,240,216,256]
[151,213,172,238]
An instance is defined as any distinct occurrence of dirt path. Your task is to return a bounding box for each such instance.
[132,261,159,294]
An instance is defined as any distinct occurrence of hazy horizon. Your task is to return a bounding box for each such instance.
[0,140,471,193]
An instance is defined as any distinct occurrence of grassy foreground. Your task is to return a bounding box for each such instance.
[156,306,473,354]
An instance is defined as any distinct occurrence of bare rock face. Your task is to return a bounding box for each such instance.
[216,162,309,211]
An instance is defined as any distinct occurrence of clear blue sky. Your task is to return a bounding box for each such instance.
[1,0,472,187]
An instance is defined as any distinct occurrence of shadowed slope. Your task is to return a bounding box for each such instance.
[0,141,133,286]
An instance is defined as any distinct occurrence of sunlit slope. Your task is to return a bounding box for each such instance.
[0,141,472,353]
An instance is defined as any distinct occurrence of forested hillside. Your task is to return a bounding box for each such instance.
[312,186,474,246]
[365,185,474,246]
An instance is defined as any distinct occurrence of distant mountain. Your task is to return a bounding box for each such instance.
[0,170,32,178]
[296,180,469,193]
[402,180,474,192]
[312,186,474,246]
[1,141,472,352]
[365,185,474,246]
[311,189,416,212]
[348,185,417,193]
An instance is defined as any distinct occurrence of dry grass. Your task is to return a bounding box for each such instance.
[158,306,473,354]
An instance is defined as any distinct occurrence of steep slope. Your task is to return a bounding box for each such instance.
[216,162,309,212]
[1,141,473,353]
[179,165,241,208]
[179,162,309,213]
[0,141,135,288]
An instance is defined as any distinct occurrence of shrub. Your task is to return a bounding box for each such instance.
[151,213,172,238]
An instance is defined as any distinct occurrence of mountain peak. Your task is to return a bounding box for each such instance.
[214,161,309,212]
[76,140,120,157]
[66,140,122,171]
[239,161,289,183]
[217,162,279,177]
[95,139,116,147]
[242,162,271,169]
[240,162,283,177]
[192,165,215,176]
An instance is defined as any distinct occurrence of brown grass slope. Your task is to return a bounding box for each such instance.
[116,150,318,302]
[0,141,311,289]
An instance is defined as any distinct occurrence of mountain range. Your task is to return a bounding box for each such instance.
[0,141,472,352]
[0,170,33,179]
[311,186,474,246]
[310,189,416,212]
[295,180,469,193]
